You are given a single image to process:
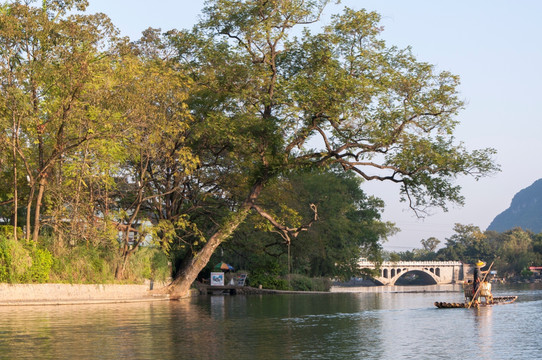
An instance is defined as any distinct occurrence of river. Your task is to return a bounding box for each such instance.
[0,283,540,359]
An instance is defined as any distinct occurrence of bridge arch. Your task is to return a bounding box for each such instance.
[392,269,439,286]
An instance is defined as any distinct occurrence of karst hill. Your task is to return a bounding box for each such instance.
[487,178,542,233]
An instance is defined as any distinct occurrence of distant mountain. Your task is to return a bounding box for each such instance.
[487,178,542,233]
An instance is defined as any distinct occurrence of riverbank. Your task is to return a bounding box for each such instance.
[0,283,175,306]
[0,283,464,306]
[1,281,327,306]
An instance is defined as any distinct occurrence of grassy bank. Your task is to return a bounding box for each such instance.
[0,232,169,285]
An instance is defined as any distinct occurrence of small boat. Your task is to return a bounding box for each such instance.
[434,261,517,309]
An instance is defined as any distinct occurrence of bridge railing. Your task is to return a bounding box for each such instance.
[358,260,463,267]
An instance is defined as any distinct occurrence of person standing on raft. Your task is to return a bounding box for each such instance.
[472,260,486,305]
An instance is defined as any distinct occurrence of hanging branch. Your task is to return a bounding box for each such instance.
[251,203,318,244]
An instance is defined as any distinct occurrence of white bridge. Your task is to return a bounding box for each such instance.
[359,260,465,285]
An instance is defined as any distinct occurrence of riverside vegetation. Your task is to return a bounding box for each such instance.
[389,224,542,281]
[0,1,500,295]
[0,226,170,284]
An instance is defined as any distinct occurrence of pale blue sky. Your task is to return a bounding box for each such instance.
[86,0,542,250]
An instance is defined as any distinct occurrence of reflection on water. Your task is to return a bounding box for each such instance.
[330,283,463,293]
[473,306,494,360]
[0,284,540,359]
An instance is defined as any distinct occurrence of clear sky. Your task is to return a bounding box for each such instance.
[85,0,542,250]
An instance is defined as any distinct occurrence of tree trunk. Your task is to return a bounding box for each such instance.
[12,126,18,239]
[32,176,47,243]
[115,226,146,280]
[115,245,129,279]
[166,181,264,299]
[115,223,133,280]
[25,185,35,242]
[115,181,144,280]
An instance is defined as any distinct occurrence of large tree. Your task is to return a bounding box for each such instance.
[110,30,197,279]
[165,1,498,297]
[0,0,120,242]
[219,168,397,281]
[436,223,490,263]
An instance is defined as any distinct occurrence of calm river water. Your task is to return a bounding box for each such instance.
[0,284,540,359]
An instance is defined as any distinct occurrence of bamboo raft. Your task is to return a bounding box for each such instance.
[435,261,518,309]
[434,296,518,309]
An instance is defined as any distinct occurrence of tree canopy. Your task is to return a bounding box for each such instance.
[0,0,499,293]
[213,168,397,282]
[165,0,498,296]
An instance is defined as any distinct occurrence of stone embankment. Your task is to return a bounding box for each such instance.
[0,283,175,305]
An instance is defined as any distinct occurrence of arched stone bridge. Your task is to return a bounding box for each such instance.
[358,260,465,285]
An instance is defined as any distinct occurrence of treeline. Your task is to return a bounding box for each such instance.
[0,1,498,292]
[0,0,395,286]
[0,1,200,280]
[390,224,542,278]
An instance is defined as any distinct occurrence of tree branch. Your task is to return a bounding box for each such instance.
[251,203,318,244]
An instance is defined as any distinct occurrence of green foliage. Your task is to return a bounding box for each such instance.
[521,269,533,278]
[0,226,22,237]
[248,270,289,290]
[0,0,122,243]
[0,235,29,283]
[288,274,332,292]
[436,224,491,264]
[220,169,396,281]
[288,274,313,291]
[533,234,542,255]
[27,246,54,283]
[0,0,501,290]
[421,237,440,252]
[0,235,171,285]
[392,248,437,262]
[288,169,397,279]
[388,253,401,263]
[48,244,172,284]
[50,246,115,284]
[234,256,289,290]
[127,247,170,282]
[0,235,53,283]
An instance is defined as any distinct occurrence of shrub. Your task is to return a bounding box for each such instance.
[0,225,23,238]
[50,245,115,284]
[521,269,533,279]
[0,235,53,283]
[310,277,332,292]
[27,246,54,283]
[0,235,26,282]
[288,274,313,291]
[288,274,332,291]
[151,249,170,281]
[126,247,170,283]
[248,270,289,290]
[0,233,170,284]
